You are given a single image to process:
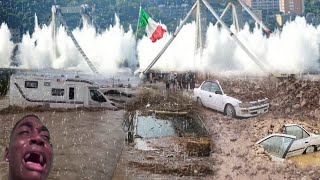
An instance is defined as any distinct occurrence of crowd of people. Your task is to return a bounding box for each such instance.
[145,71,196,91]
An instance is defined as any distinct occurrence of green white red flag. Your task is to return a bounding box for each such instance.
[138,9,167,43]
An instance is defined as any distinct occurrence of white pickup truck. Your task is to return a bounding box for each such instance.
[193,80,269,118]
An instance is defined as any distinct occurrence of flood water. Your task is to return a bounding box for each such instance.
[289,151,320,168]
[135,115,208,139]
[0,109,125,180]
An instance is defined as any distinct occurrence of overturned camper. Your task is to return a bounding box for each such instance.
[4,115,53,180]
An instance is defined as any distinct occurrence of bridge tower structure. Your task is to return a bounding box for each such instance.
[51,4,99,74]
[142,0,272,74]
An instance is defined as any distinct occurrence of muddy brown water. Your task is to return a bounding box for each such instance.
[289,151,320,168]
[0,109,125,180]
[135,115,208,138]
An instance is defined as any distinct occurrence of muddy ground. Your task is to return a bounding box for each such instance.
[202,111,320,179]
[0,75,320,179]
[114,76,320,180]
[213,75,320,119]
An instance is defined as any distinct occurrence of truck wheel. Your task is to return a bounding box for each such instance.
[225,104,236,118]
[197,97,203,107]
[127,132,133,143]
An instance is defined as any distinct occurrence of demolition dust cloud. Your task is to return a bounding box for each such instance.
[0,15,319,74]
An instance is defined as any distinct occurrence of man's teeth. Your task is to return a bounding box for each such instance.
[24,153,45,165]
[25,153,30,159]
[40,155,43,164]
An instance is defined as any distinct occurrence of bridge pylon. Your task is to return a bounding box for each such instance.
[51,4,99,74]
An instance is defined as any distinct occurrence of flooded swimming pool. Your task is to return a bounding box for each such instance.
[135,115,209,139]
[289,151,320,168]
[114,112,213,179]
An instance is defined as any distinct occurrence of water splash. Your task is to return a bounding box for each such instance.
[3,14,137,74]
[137,21,196,72]
[0,15,319,74]
[0,23,14,67]
[138,16,320,74]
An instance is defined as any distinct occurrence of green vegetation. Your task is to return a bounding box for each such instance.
[0,0,199,34]
[305,0,320,15]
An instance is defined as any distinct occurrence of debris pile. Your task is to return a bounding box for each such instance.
[252,117,320,138]
[186,138,211,156]
[123,88,214,178]
[270,79,320,119]
[218,78,271,102]
[126,88,196,114]
[128,161,213,176]
[122,136,215,177]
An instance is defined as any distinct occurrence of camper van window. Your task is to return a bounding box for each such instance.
[25,81,38,88]
[44,82,51,86]
[69,87,75,100]
[90,90,107,102]
[52,88,65,96]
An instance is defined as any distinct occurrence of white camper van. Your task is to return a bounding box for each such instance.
[9,74,116,109]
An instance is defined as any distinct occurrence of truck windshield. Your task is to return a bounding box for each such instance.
[90,89,107,102]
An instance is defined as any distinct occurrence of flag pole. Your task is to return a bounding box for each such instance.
[135,6,142,38]
[143,2,197,74]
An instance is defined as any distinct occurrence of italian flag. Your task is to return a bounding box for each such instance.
[138,9,167,43]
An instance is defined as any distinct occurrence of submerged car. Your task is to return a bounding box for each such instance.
[193,80,269,118]
[257,124,320,160]
[103,89,133,97]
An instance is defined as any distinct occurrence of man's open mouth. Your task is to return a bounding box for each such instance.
[23,152,47,172]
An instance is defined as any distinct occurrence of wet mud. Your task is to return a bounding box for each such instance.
[201,103,320,179]
[113,88,214,179]
[128,161,213,176]
[113,137,215,180]
[289,151,320,168]
[1,75,320,179]
[114,77,320,179]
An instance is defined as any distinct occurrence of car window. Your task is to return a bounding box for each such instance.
[201,82,211,92]
[285,126,309,140]
[210,82,221,93]
[259,135,294,158]
[90,90,107,102]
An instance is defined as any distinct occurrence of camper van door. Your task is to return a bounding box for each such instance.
[66,86,75,104]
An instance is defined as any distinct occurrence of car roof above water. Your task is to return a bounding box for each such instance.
[256,133,296,144]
